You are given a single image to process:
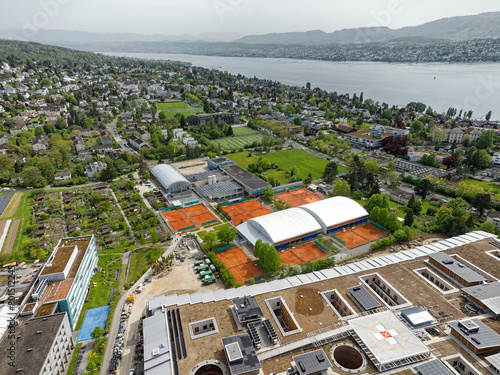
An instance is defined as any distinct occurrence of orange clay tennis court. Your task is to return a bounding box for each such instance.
[333,223,387,249]
[161,209,195,232]
[279,242,329,265]
[184,204,219,227]
[161,204,218,231]
[216,247,265,285]
[275,188,323,207]
[222,199,272,225]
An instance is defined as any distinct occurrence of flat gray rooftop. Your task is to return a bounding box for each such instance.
[293,349,332,375]
[348,285,381,311]
[222,334,261,375]
[429,252,485,284]
[221,164,270,191]
[449,318,500,350]
[416,359,455,375]
[462,282,500,315]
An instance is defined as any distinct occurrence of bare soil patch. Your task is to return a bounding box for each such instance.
[2,219,20,254]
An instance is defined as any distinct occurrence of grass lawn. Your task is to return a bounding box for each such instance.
[462,178,500,194]
[212,223,233,231]
[126,247,164,286]
[75,254,123,330]
[227,152,258,169]
[157,101,202,119]
[212,134,265,151]
[264,149,330,181]
[232,126,260,136]
[228,149,346,184]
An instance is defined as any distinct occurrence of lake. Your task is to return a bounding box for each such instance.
[103,52,500,119]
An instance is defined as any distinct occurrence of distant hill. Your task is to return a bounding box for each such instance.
[0,29,243,44]
[236,12,500,45]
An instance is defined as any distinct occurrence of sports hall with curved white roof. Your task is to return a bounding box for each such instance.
[151,164,191,193]
[237,207,321,248]
[237,196,369,249]
[299,196,369,234]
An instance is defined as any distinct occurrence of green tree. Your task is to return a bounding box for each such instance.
[476,130,495,149]
[404,210,414,226]
[415,178,433,199]
[55,116,67,130]
[262,186,274,203]
[254,239,281,274]
[217,227,237,245]
[471,193,491,217]
[367,194,390,212]
[204,231,218,251]
[34,126,45,136]
[304,173,312,185]
[21,166,47,187]
[410,120,424,133]
[322,161,338,181]
[486,110,492,121]
[333,178,350,196]
[0,154,14,183]
[479,221,496,234]
[180,114,187,128]
[412,200,423,214]
[73,163,85,177]
[407,194,415,209]
[37,159,55,182]
[90,326,105,339]
[40,77,51,86]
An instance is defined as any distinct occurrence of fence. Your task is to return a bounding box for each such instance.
[215,244,235,253]
[331,234,345,245]
[178,225,195,232]
[163,206,180,212]
[371,222,388,232]
[202,220,218,226]
[245,275,265,284]
[314,241,329,253]
[289,186,301,191]
[184,201,199,207]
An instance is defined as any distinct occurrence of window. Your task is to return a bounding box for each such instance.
[203,325,207,330]
[194,327,199,333]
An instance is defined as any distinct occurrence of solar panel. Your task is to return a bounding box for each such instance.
[292,349,332,375]
[416,359,454,375]
[486,353,500,370]
[348,285,381,311]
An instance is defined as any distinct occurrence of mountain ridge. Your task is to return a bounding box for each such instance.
[236,12,500,45]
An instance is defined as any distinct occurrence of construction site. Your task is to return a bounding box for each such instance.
[143,231,500,375]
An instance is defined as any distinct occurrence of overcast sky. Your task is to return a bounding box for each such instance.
[1,0,500,37]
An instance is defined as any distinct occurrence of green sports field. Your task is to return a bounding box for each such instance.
[232,126,260,136]
[157,101,202,118]
[212,134,265,151]
[228,149,348,182]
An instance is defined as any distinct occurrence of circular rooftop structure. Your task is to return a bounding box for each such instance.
[330,343,367,374]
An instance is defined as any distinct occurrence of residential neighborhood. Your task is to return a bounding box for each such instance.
[2,40,500,375]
